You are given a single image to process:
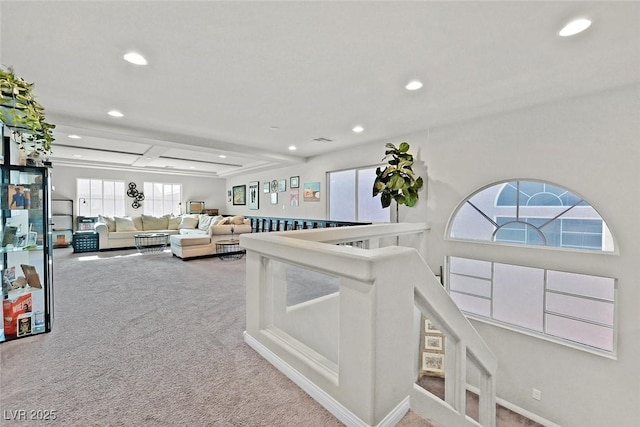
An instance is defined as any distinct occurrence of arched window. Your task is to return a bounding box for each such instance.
[449,180,614,252]
[446,180,617,355]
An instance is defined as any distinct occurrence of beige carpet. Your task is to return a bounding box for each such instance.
[1,248,439,426]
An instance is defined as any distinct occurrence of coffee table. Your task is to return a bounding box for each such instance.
[215,239,245,260]
[134,233,170,254]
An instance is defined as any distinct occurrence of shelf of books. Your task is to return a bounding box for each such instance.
[0,133,54,343]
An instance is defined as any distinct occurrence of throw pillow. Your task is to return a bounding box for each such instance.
[142,214,169,231]
[197,214,214,231]
[167,215,181,230]
[211,215,225,226]
[132,216,143,231]
[115,216,138,232]
[231,215,245,225]
[178,215,199,230]
[98,215,116,232]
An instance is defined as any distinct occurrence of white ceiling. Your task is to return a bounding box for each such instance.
[1,1,639,178]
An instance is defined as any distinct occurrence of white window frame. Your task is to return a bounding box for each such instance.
[446,179,619,359]
[143,182,182,216]
[76,178,125,217]
[446,256,617,358]
[327,165,390,223]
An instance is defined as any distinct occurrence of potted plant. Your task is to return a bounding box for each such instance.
[372,142,424,221]
[0,66,55,162]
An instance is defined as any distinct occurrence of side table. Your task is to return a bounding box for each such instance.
[215,239,245,260]
[134,233,170,254]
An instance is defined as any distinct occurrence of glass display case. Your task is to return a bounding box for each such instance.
[0,133,53,342]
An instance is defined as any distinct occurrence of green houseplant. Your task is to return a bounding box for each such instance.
[0,66,55,159]
[372,142,424,221]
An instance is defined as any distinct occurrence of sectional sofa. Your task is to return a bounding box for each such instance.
[94,214,251,255]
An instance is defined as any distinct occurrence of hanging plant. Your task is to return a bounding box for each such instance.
[0,66,55,157]
[372,142,424,221]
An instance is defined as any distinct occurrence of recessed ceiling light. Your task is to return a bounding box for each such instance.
[352,125,364,133]
[269,126,280,131]
[123,52,148,65]
[219,154,227,158]
[559,18,592,37]
[72,154,82,158]
[108,110,124,118]
[405,80,423,91]
[68,134,81,139]
[288,145,297,151]
[189,166,196,169]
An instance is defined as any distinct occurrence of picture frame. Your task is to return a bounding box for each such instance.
[270,180,278,193]
[263,182,270,193]
[425,335,443,351]
[270,192,278,204]
[290,189,299,207]
[290,176,299,188]
[422,352,445,375]
[1,225,17,247]
[278,179,286,192]
[248,181,259,210]
[8,185,27,209]
[232,185,246,205]
[303,182,320,202]
[188,200,204,214]
[425,318,442,334]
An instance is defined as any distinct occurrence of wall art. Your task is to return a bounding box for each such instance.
[232,185,246,205]
[126,182,144,209]
[248,181,259,210]
[290,189,299,207]
[303,182,320,202]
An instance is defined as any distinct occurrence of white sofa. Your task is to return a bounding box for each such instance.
[94,214,250,251]
[170,215,251,260]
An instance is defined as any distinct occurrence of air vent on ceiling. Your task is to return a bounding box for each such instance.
[313,137,333,142]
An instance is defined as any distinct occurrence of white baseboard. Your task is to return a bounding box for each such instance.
[466,384,562,427]
[244,331,410,427]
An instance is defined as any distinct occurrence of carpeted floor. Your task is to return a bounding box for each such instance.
[0,248,437,426]
[1,247,540,426]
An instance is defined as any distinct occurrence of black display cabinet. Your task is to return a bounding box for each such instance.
[1,130,54,342]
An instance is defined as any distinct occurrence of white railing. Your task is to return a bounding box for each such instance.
[242,223,496,427]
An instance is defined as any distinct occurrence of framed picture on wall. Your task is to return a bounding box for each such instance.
[425,335,443,351]
[422,352,444,376]
[270,192,278,204]
[232,185,246,205]
[303,182,320,201]
[263,182,270,193]
[290,189,299,207]
[278,179,286,192]
[248,181,259,210]
[290,176,299,188]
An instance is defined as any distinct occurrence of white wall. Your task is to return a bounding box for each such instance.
[53,84,639,425]
[421,84,640,427]
[224,140,427,222]
[230,84,640,426]
[49,166,227,218]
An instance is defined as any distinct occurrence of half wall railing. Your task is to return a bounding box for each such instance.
[241,223,496,427]
[245,215,370,233]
